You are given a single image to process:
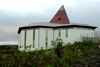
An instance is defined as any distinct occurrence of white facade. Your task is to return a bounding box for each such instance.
[18,27,95,51]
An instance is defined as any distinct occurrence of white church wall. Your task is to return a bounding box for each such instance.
[60,28,75,44]
[18,27,96,51]
[67,28,76,43]
[26,30,33,51]
[60,29,66,43]
[54,29,59,40]
[54,27,95,45]
[39,28,46,50]
[60,29,67,45]
[20,30,25,50]
[18,33,21,49]
[53,28,75,45]
[48,29,53,49]
[73,27,95,42]
[19,28,40,51]
[38,28,54,49]
[35,29,39,50]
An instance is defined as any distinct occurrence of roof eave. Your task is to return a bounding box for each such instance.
[18,25,97,34]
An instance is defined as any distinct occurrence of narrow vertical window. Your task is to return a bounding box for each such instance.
[66,29,68,37]
[53,29,54,41]
[33,29,35,48]
[24,30,26,48]
[46,29,48,49]
[59,29,61,38]
[20,33,21,48]
[91,33,93,37]
[38,28,40,49]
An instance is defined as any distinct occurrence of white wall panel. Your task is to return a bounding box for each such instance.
[58,28,95,44]
[61,29,67,44]
[61,29,66,38]
[19,27,95,51]
[18,34,20,49]
[20,30,25,50]
[54,29,59,40]
[35,29,39,50]
[74,28,95,42]
[26,30,33,50]
[48,29,53,49]
[67,29,75,43]
[39,29,46,50]
[60,28,75,44]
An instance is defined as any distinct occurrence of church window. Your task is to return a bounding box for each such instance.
[24,30,26,48]
[59,29,61,38]
[33,29,35,48]
[58,17,61,21]
[66,29,68,37]
[45,29,48,49]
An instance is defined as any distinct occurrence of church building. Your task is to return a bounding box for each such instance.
[18,5,97,51]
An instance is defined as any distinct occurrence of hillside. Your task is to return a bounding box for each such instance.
[0,40,100,67]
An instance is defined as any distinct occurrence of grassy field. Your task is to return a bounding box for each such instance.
[0,40,100,67]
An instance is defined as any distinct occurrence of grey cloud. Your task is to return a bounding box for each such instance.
[0,27,18,41]
[0,32,18,41]
[0,9,50,26]
[64,1,100,28]
[0,0,100,42]
[0,9,50,41]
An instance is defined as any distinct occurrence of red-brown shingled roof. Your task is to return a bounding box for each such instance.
[49,5,70,24]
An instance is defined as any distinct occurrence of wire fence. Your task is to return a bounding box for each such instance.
[82,37,100,43]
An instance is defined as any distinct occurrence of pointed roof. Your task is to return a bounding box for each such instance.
[59,5,65,10]
[49,5,70,24]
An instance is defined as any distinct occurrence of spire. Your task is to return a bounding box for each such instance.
[49,5,70,24]
[59,5,65,10]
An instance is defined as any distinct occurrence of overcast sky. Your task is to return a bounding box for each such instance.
[0,0,100,44]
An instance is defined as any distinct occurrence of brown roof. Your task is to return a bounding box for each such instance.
[18,22,97,33]
[49,5,70,24]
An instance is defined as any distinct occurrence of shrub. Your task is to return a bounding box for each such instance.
[0,40,98,67]
[51,38,64,58]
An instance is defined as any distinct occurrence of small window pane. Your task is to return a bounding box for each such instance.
[24,30,26,48]
[46,30,48,49]
[66,29,68,37]
[33,29,35,48]
[59,29,61,38]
